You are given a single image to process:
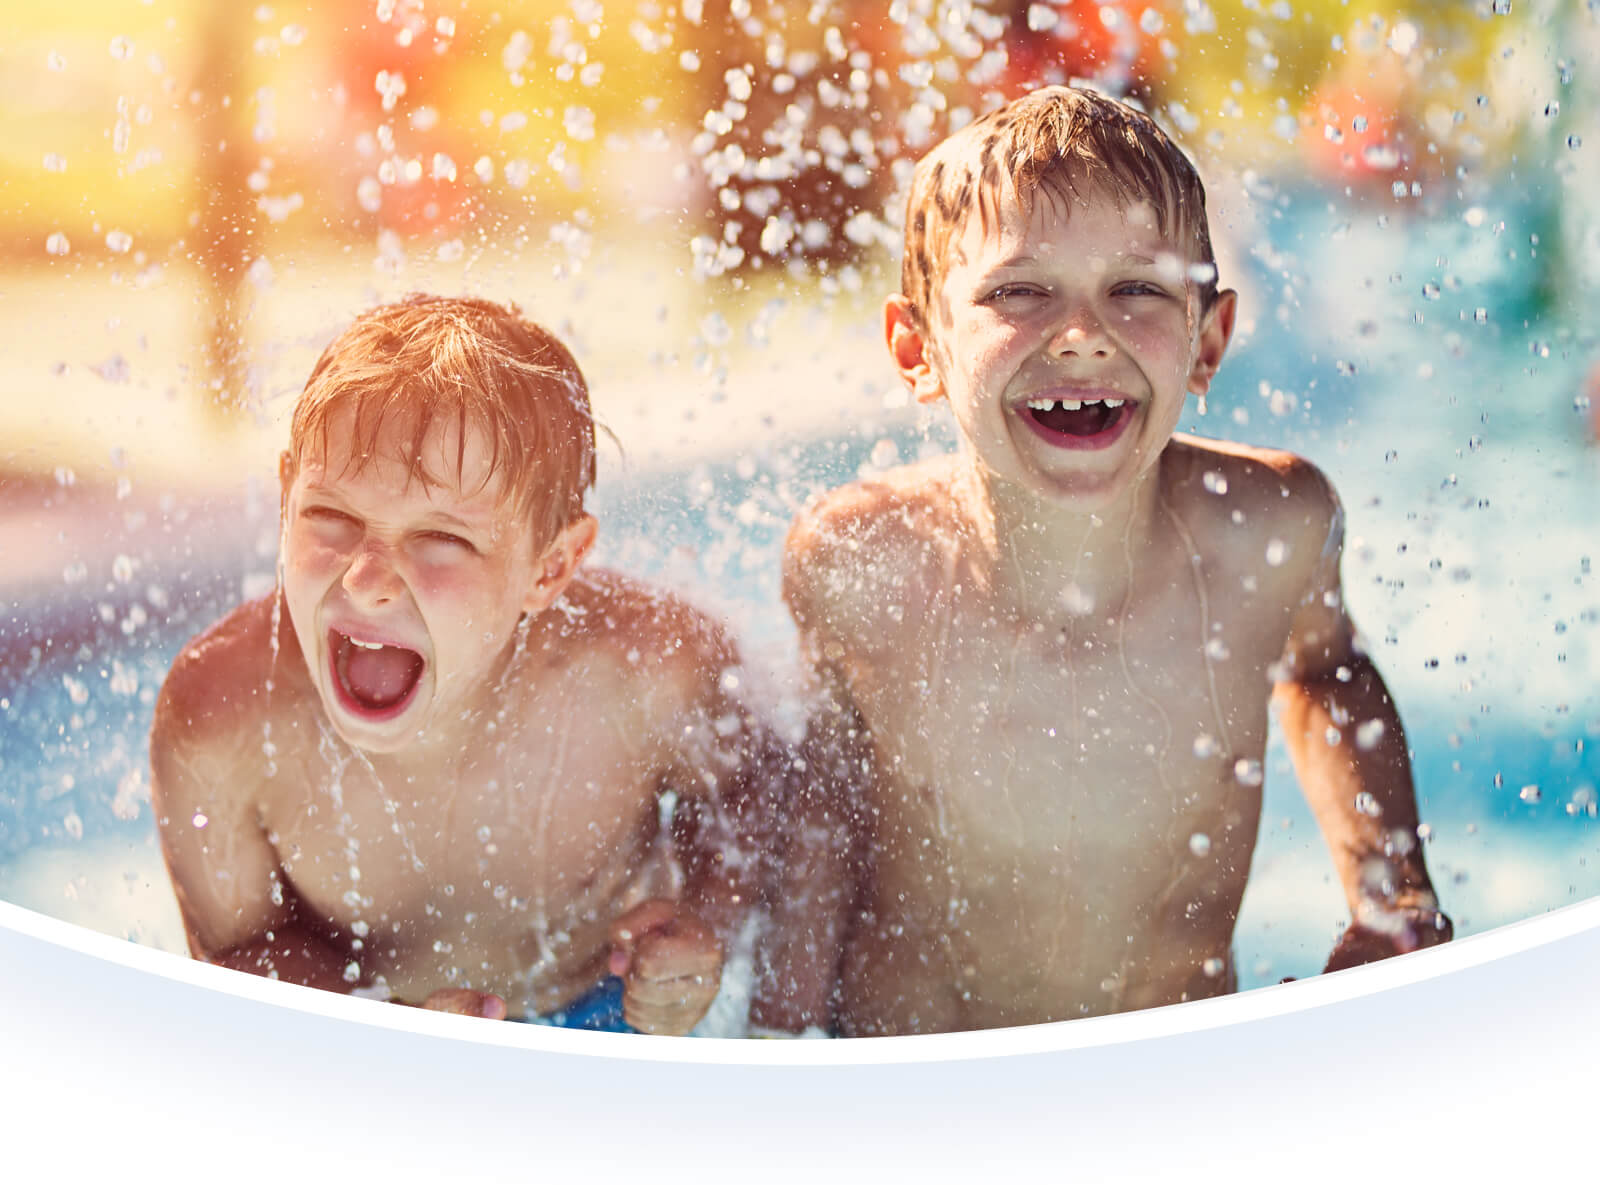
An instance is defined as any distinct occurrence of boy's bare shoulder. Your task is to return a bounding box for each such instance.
[1165,436,1344,593]
[1168,435,1341,535]
[784,456,963,642]
[788,455,964,555]
[152,597,285,779]
[553,567,739,689]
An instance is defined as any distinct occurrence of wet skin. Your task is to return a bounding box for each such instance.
[153,419,765,1032]
[761,186,1446,1035]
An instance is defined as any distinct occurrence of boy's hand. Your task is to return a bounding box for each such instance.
[418,988,508,1020]
[608,899,723,1036]
[1323,906,1454,974]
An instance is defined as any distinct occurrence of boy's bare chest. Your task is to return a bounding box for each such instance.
[258,713,667,936]
[850,601,1279,870]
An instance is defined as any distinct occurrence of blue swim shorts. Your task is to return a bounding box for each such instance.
[535,975,633,1033]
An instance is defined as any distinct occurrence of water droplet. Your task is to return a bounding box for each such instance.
[1519,784,1541,804]
[1491,0,1511,13]
[1054,582,1093,617]
[563,106,595,141]
[105,229,133,253]
[1202,470,1229,495]
[759,215,795,256]
[191,810,209,829]
[45,232,70,256]
[1265,538,1287,566]
[1193,734,1219,759]
[1354,791,1381,817]
[1201,957,1225,978]
[1363,143,1400,170]
[109,36,134,60]
[869,438,900,469]
[1189,832,1212,857]
[1355,719,1386,750]
[1568,135,1583,150]
[1234,759,1263,787]
[1026,4,1058,31]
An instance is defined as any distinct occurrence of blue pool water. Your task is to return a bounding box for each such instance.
[2,188,1597,990]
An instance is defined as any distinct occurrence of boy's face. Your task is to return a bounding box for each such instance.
[895,184,1233,511]
[279,408,590,755]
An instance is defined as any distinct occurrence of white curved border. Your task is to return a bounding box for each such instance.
[4,898,1598,1180]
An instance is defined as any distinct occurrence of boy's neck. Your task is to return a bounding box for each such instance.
[951,453,1167,626]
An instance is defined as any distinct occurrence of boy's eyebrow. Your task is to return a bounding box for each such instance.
[418,506,496,534]
[297,479,501,533]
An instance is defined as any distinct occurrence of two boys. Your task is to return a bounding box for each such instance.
[154,86,1447,1038]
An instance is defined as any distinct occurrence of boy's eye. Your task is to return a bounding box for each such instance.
[303,506,358,528]
[1112,280,1168,298]
[982,282,1047,302]
[420,531,476,553]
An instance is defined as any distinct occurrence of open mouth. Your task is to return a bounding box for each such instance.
[1019,396,1135,449]
[328,628,425,719]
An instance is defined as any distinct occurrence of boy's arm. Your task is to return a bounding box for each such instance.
[607,627,782,1035]
[1272,483,1452,970]
[150,655,355,995]
[748,666,862,1034]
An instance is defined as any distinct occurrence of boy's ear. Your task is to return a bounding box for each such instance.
[1188,288,1238,397]
[523,513,597,616]
[885,295,945,404]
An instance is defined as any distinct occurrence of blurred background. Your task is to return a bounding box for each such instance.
[2,0,1596,991]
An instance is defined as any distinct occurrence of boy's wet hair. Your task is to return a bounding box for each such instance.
[901,85,1219,327]
[287,294,596,554]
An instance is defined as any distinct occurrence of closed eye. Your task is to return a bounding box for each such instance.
[302,505,358,526]
[420,530,476,552]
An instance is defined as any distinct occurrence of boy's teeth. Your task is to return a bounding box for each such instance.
[349,637,385,650]
[1025,397,1126,411]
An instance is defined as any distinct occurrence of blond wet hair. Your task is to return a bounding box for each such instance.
[901,85,1219,328]
[286,294,596,554]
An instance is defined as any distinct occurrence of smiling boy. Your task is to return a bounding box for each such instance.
[755,87,1451,1035]
[153,295,771,1034]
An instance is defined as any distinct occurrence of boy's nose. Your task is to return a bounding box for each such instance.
[342,542,402,605]
[1049,315,1115,360]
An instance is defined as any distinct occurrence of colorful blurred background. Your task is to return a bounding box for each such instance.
[2,1,1597,993]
